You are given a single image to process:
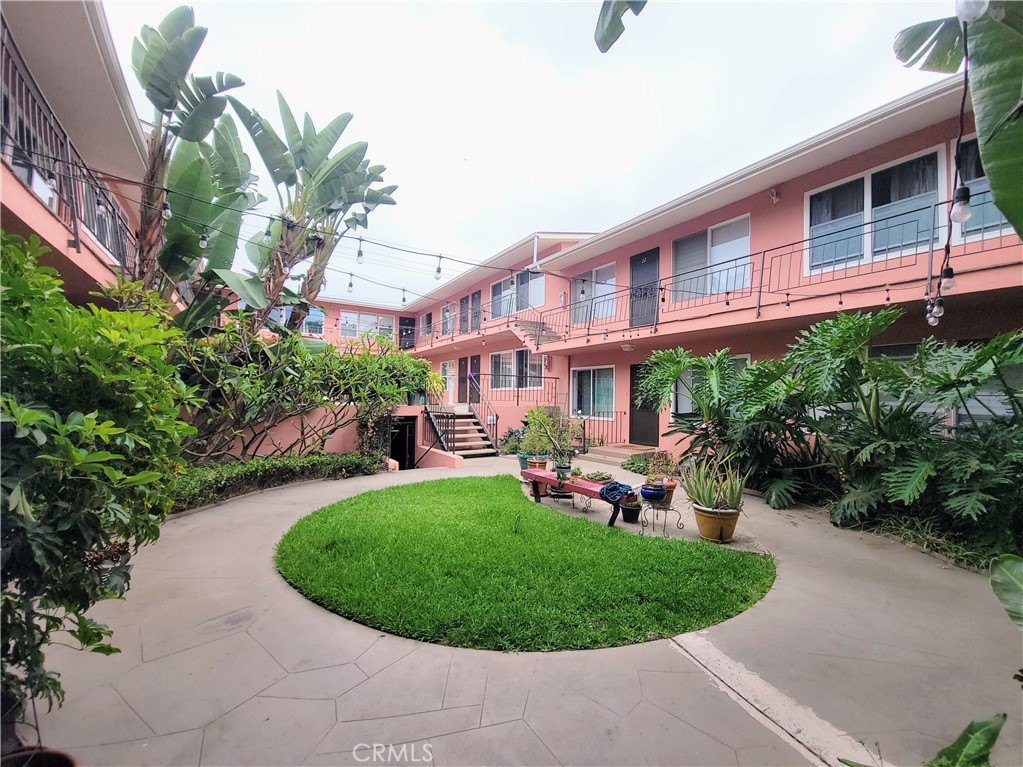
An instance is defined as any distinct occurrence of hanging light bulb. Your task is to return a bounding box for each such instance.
[401,289,407,306]
[262,227,272,245]
[509,270,515,288]
[47,172,57,190]
[940,266,957,292]
[785,293,790,311]
[932,297,945,318]
[435,256,442,281]
[199,228,209,249]
[950,185,973,224]
[927,314,941,327]
[838,293,844,308]
[95,197,105,217]
[357,237,364,265]
[885,288,891,304]
[955,0,988,23]
[659,286,666,303]
[724,291,731,307]
[347,273,354,294]
[161,202,172,220]
[580,281,586,299]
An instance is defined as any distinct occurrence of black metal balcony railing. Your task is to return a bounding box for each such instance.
[532,195,1017,346]
[1,19,136,272]
[467,373,559,407]
[576,411,628,453]
[415,295,545,349]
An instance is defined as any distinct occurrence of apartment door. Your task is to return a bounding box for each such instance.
[629,364,659,446]
[388,416,417,471]
[629,248,659,327]
[398,317,416,349]
[469,355,481,404]
[459,296,470,333]
[470,290,482,331]
[457,357,469,402]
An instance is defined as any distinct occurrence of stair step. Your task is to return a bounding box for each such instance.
[457,448,499,458]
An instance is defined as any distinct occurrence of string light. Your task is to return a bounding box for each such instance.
[161,202,172,220]
[357,237,364,265]
[950,185,973,224]
[785,293,790,310]
[838,293,844,308]
[885,288,891,304]
[347,273,354,294]
[262,226,272,245]
[435,256,443,281]
[941,266,957,292]
[46,172,57,190]
[401,289,406,306]
[198,228,209,249]
[931,297,945,318]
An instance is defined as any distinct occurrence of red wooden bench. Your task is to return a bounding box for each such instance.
[520,468,627,527]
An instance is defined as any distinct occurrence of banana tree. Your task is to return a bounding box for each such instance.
[227,91,397,330]
[894,2,1023,238]
[131,6,244,290]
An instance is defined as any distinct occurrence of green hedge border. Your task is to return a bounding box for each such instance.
[171,453,383,512]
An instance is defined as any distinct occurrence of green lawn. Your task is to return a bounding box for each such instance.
[275,476,775,651]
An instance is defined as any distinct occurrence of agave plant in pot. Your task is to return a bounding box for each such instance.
[682,456,747,543]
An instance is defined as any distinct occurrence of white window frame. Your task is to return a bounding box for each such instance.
[341,310,395,338]
[671,354,751,414]
[489,271,545,319]
[302,306,325,335]
[488,350,543,390]
[670,214,752,300]
[570,365,615,419]
[418,312,434,337]
[439,360,457,404]
[440,303,455,334]
[950,133,1014,246]
[571,262,617,325]
[803,144,947,276]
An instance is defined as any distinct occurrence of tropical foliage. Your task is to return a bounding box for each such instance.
[0,234,194,711]
[639,309,1023,563]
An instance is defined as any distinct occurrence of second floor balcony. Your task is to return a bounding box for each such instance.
[532,194,1019,347]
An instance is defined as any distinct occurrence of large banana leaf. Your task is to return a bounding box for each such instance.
[172,72,244,141]
[245,228,276,274]
[990,554,1023,628]
[165,142,214,228]
[157,226,201,283]
[201,114,255,193]
[302,113,354,175]
[202,191,250,273]
[131,23,207,113]
[229,97,297,187]
[277,92,305,169]
[893,17,964,73]
[311,141,368,189]
[969,15,1023,239]
[924,714,1006,767]
[594,1,646,53]
[210,268,268,308]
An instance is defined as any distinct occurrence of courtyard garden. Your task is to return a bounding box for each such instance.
[275,476,776,651]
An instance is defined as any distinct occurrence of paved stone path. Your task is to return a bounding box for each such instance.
[28,457,1022,766]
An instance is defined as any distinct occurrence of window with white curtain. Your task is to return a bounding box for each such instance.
[490,350,542,389]
[490,272,545,319]
[571,264,616,324]
[670,218,750,299]
[571,367,614,416]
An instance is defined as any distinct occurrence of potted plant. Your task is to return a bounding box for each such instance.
[620,493,641,524]
[583,470,614,485]
[640,474,667,503]
[570,466,583,478]
[550,468,573,499]
[682,457,747,543]
[518,407,552,470]
[646,451,681,505]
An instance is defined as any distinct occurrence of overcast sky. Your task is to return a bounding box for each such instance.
[103,0,952,305]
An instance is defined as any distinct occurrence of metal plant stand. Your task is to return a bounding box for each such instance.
[640,500,684,538]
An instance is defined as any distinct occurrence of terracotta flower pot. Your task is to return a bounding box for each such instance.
[663,479,677,506]
[525,457,548,470]
[692,503,740,543]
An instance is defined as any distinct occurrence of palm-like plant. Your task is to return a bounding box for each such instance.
[227,92,397,329]
[130,6,245,290]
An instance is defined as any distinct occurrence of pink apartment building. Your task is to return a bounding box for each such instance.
[2,3,1019,466]
[311,77,1022,459]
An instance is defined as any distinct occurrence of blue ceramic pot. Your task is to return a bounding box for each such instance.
[640,483,667,502]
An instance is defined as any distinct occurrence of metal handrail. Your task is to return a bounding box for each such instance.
[467,373,559,406]
[575,411,628,453]
[466,374,499,444]
[415,294,546,348]
[422,391,455,453]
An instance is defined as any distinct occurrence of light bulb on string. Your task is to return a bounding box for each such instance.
[199,228,209,249]
[435,256,442,281]
[785,293,790,311]
[932,297,945,318]
[262,227,272,245]
[955,0,988,23]
[950,186,973,224]
[95,197,105,217]
[347,273,354,294]
[940,266,957,292]
[161,202,172,220]
[401,289,406,306]
[357,237,364,265]
[47,172,57,190]
[927,314,940,327]
[885,288,891,304]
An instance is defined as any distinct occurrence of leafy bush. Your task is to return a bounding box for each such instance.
[0,233,193,711]
[171,453,383,510]
[498,427,524,455]
[620,454,650,474]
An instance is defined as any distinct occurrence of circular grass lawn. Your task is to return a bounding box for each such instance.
[275,476,775,651]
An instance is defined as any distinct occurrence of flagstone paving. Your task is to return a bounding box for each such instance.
[27,456,1022,766]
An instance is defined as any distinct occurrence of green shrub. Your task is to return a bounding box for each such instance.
[498,427,523,455]
[1,233,193,711]
[171,453,382,510]
[620,454,650,474]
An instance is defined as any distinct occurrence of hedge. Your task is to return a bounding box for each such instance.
[171,453,383,511]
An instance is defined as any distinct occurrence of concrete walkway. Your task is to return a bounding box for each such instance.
[29,457,1021,767]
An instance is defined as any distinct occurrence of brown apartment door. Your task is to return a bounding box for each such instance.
[629,364,659,446]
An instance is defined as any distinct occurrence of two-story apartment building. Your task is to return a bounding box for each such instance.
[1,2,144,305]
[313,77,1021,457]
[3,2,1018,465]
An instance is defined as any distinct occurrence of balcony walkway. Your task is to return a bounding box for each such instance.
[29,457,1021,767]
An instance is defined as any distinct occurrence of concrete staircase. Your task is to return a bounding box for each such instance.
[513,318,564,346]
[578,445,652,470]
[449,412,498,458]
